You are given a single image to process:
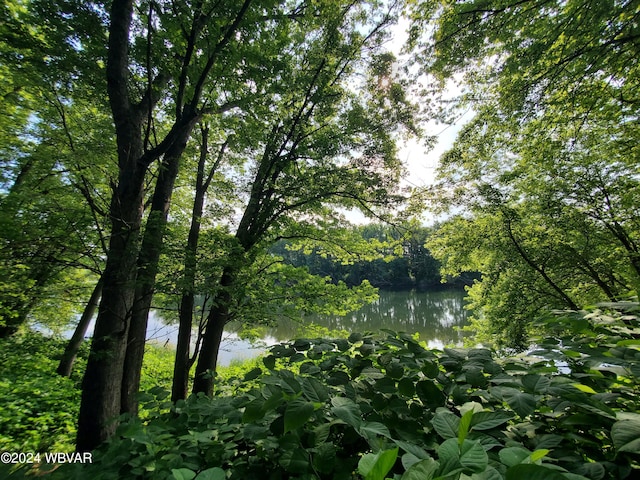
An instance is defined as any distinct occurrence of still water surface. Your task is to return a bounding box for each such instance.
[147,288,469,366]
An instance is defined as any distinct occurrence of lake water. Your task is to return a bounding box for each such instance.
[147,288,469,366]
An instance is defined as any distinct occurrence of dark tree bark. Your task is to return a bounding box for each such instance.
[121,125,195,416]
[57,278,103,377]
[76,0,149,452]
[192,268,234,396]
[172,127,225,402]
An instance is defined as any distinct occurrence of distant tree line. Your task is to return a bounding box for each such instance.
[272,224,475,290]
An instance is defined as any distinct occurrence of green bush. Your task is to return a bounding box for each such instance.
[0,332,84,454]
[53,303,640,480]
[0,332,183,457]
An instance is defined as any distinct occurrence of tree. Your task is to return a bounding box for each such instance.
[1,0,111,336]
[191,1,417,396]
[76,0,294,450]
[409,0,640,346]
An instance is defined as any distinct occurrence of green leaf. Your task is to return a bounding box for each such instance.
[284,399,315,433]
[243,367,262,381]
[242,398,265,423]
[172,468,196,480]
[358,447,399,480]
[263,355,276,370]
[572,383,597,394]
[611,419,640,453]
[331,397,362,429]
[505,464,568,480]
[279,447,309,474]
[394,440,430,460]
[458,409,474,445]
[400,458,439,480]
[521,375,550,394]
[359,421,392,440]
[327,370,350,386]
[433,409,460,439]
[471,465,503,480]
[503,391,537,418]
[459,439,488,473]
[194,467,226,480]
[471,411,513,431]
[438,438,489,476]
[416,380,445,408]
[301,377,329,403]
[499,447,531,467]
[529,449,550,463]
[398,377,415,396]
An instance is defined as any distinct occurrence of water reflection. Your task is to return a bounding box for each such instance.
[148,289,469,365]
[257,289,469,349]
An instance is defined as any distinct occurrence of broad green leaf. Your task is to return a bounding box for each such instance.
[505,464,568,480]
[400,458,439,480]
[327,370,350,386]
[611,419,640,453]
[469,465,503,480]
[279,447,309,474]
[243,367,262,381]
[301,377,329,403]
[433,409,460,439]
[394,440,430,460]
[416,380,445,408]
[460,440,489,473]
[284,399,315,433]
[263,355,276,370]
[471,411,513,431]
[358,447,399,480]
[459,402,484,416]
[398,377,415,396]
[438,438,487,474]
[359,421,392,440]
[313,423,332,446]
[458,409,474,445]
[242,398,265,423]
[529,449,549,463]
[572,383,597,394]
[172,468,196,480]
[331,397,362,429]
[521,375,551,394]
[499,447,531,467]
[194,467,226,480]
[465,367,488,387]
[503,391,537,418]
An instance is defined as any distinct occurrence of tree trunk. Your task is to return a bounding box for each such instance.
[121,129,192,416]
[172,127,224,402]
[57,278,103,377]
[192,268,234,396]
[75,157,146,452]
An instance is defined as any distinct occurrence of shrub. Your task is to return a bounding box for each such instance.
[53,303,640,479]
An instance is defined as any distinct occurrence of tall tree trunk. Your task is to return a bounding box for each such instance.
[76,157,146,452]
[172,128,225,402]
[76,0,147,451]
[121,128,193,416]
[192,268,234,396]
[57,278,103,377]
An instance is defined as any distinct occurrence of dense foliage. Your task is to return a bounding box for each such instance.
[272,224,474,291]
[408,0,640,347]
[30,302,638,480]
[0,332,175,456]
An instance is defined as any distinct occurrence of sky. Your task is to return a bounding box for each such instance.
[386,13,471,191]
